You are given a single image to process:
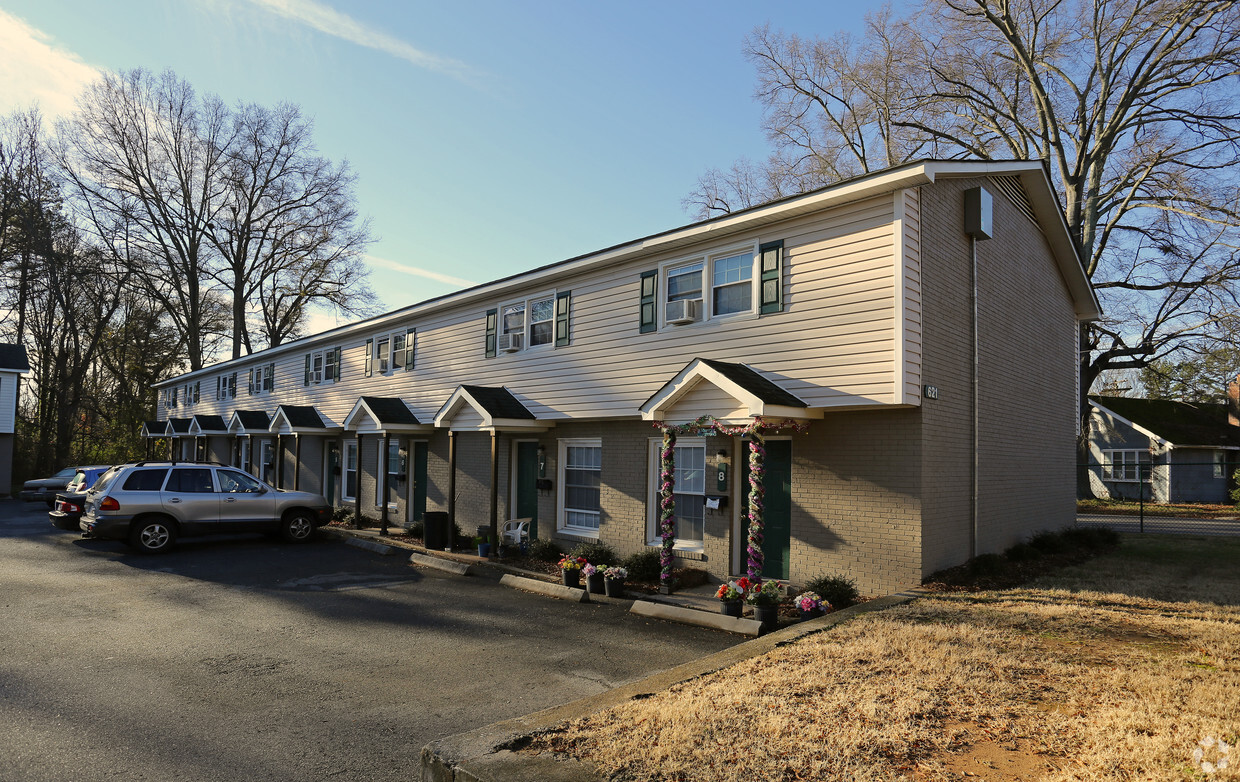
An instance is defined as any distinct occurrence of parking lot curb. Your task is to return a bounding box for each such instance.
[498,574,590,603]
[420,585,935,781]
[409,552,475,576]
[343,536,401,556]
[630,599,763,636]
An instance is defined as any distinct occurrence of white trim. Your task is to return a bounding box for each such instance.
[892,190,907,405]
[640,357,818,423]
[1090,400,1169,446]
[342,397,432,435]
[557,438,602,537]
[433,386,550,432]
[342,440,358,502]
[375,438,400,510]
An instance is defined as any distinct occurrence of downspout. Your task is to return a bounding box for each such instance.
[970,234,979,559]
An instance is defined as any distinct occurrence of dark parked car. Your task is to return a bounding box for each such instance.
[20,467,79,507]
[79,461,332,553]
[49,491,88,530]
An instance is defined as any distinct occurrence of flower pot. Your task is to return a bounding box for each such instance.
[799,608,824,621]
[586,572,606,593]
[604,578,626,598]
[753,604,779,631]
[477,543,491,558]
[562,569,581,589]
[720,600,743,618]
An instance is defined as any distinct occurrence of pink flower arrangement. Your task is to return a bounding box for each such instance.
[795,591,830,614]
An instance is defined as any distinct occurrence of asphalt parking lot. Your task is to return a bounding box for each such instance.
[0,501,739,781]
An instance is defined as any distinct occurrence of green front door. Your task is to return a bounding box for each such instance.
[411,441,428,522]
[516,441,540,538]
[741,439,792,580]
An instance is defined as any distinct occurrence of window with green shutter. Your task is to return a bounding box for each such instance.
[364,338,373,377]
[404,329,416,370]
[639,270,658,333]
[555,291,571,347]
[759,240,784,314]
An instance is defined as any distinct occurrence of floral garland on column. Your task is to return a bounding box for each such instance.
[651,415,809,590]
[746,429,765,581]
[658,428,677,586]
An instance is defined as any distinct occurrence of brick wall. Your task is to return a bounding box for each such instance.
[918,176,1079,574]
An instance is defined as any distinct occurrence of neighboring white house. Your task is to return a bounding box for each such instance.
[0,343,30,495]
[148,159,1100,595]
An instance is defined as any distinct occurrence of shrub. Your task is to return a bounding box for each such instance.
[527,537,561,562]
[1004,541,1039,562]
[1029,529,1069,554]
[622,549,663,583]
[1062,525,1119,550]
[804,574,859,609]
[968,553,1007,576]
[331,506,353,523]
[405,520,424,538]
[568,541,618,566]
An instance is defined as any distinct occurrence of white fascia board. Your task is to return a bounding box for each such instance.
[1090,401,1168,446]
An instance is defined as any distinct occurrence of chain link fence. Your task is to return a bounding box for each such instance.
[1078,461,1240,536]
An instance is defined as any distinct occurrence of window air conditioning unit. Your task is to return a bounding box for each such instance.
[498,333,524,352]
[665,298,701,325]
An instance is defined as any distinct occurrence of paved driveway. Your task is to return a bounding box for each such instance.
[0,501,739,781]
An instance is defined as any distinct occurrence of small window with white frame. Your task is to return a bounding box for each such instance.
[646,437,706,549]
[559,438,602,534]
[343,440,358,501]
[366,329,415,375]
[1214,450,1227,479]
[711,250,754,316]
[499,294,555,352]
[1102,449,1150,482]
[305,347,339,385]
[217,373,237,400]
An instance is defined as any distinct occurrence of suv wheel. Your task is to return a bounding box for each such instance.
[281,512,315,543]
[130,518,177,554]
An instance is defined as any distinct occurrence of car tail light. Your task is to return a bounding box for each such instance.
[98,496,120,511]
[64,501,81,512]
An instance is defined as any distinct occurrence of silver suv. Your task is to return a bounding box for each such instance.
[79,462,332,553]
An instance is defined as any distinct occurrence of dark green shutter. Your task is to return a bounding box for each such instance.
[364,339,373,377]
[405,329,416,370]
[266,363,275,391]
[555,292,571,347]
[759,240,784,314]
[247,369,254,395]
[639,270,658,333]
[485,309,498,357]
[333,347,342,380]
[304,354,311,386]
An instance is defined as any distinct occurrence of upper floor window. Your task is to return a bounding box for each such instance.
[712,251,753,315]
[305,348,340,386]
[498,294,555,353]
[186,381,200,406]
[249,363,275,395]
[216,373,237,400]
[364,329,414,377]
[646,241,779,332]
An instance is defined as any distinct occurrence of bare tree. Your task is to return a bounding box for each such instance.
[209,102,375,357]
[688,0,1240,491]
[55,68,233,371]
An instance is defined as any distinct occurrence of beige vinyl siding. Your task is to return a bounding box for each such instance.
[665,382,749,422]
[159,193,905,425]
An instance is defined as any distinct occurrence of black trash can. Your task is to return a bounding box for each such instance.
[424,511,451,551]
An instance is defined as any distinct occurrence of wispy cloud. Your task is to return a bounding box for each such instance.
[367,255,477,289]
[242,0,477,82]
[0,9,98,118]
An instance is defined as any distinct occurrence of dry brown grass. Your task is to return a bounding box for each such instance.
[527,535,1240,781]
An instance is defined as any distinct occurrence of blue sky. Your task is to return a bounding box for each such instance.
[0,0,889,327]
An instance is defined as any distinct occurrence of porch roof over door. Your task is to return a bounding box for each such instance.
[433,385,549,432]
[167,417,193,437]
[227,410,271,435]
[344,396,433,435]
[141,420,168,438]
[640,358,820,425]
[270,405,343,435]
[188,414,229,435]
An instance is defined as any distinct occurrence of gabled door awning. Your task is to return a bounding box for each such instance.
[640,358,820,425]
[269,405,343,435]
[142,420,168,438]
[344,396,433,435]
[433,385,549,432]
[188,414,229,436]
[167,418,193,437]
[227,410,271,435]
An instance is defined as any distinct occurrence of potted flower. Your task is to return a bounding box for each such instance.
[746,580,783,630]
[795,591,830,620]
[603,565,628,597]
[715,577,750,617]
[583,563,606,594]
[558,555,586,588]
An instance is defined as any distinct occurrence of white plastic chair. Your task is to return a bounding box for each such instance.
[501,518,531,546]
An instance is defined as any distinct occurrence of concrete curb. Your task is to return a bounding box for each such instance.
[409,552,475,576]
[420,586,935,781]
[630,599,763,636]
[498,574,591,603]
[343,536,401,556]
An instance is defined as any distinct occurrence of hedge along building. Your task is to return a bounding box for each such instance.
[148,160,1099,595]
